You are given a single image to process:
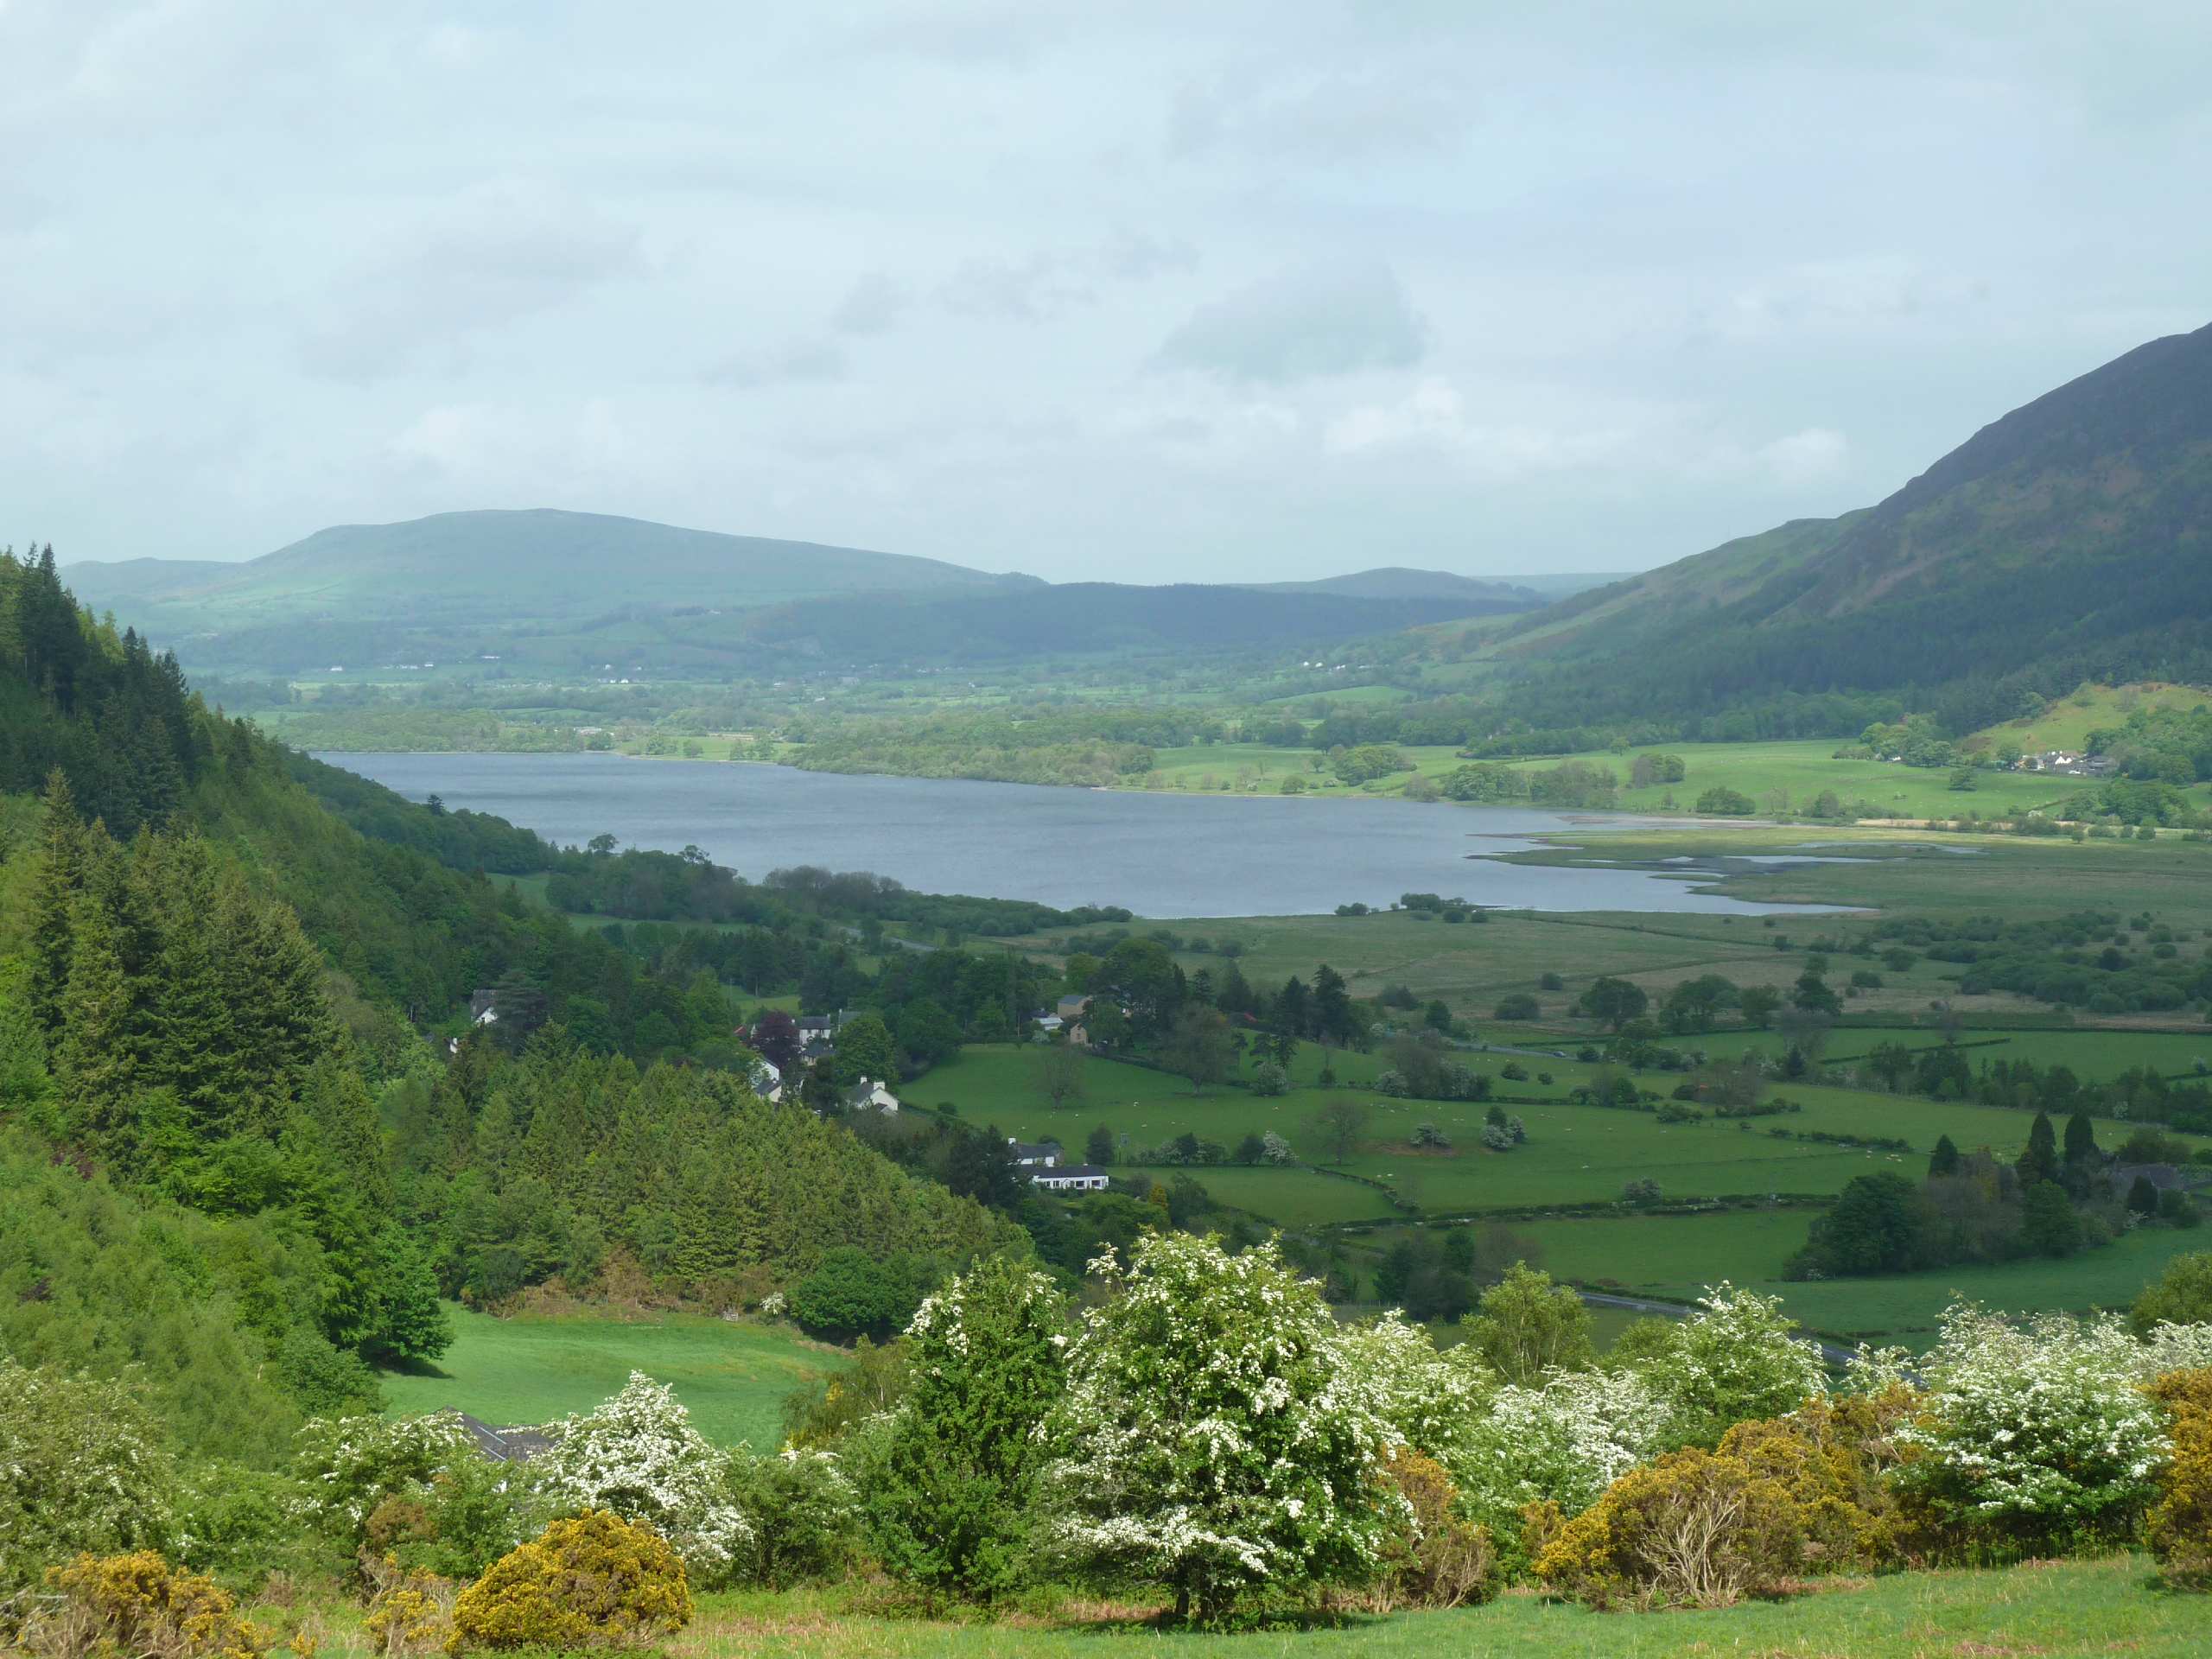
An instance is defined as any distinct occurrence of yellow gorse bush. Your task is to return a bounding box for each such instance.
[40,1551,263,1659]
[451,1510,691,1651]
[2147,1368,2212,1590]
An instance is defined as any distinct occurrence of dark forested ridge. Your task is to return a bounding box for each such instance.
[0,545,1024,1462]
[1478,321,2212,733]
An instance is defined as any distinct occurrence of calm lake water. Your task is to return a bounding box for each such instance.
[320,753,1834,920]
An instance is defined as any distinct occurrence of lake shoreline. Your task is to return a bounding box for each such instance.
[315,750,1854,920]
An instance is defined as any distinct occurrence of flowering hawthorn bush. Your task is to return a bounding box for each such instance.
[1636,1284,1828,1449]
[1895,1306,2199,1549]
[1332,1311,1491,1464]
[1037,1234,1401,1622]
[1446,1364,1674,1559]
[289,1411,478,1541]
[535,1373,751,1583]
[0,1361,174,1590]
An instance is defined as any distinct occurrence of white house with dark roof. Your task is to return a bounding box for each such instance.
[1029,1163,1109,1193]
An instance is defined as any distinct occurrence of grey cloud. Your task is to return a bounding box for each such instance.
[938,233,1193,323]
[830,271,912,336]
[1154,262,1429,384]
[301,181,645,381]
[706,340,849,388]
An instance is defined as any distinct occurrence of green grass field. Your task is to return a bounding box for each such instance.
[379,1305,830,1449]
[639,1554,2201,1657]
[925,1040,2200,1233]
[1501,1208,2209,1344]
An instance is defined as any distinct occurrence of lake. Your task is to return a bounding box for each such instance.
[319,753,1840,919]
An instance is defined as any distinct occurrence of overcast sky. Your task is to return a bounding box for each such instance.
[5,3,2208,582]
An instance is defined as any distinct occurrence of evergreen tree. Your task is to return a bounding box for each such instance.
[2063,1110,2100,1166]
[53,893,138,1158]
[2017,1111,2061,1189]
[1929,1134,1962,1178]
[24,772,84,1034]
[2020,1180,2082,1257]
[2129,1175,2163,1217]
[864,1258,1067,1600]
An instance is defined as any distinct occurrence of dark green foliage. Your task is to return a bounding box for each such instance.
[2020,1180,2084,1257]
[861,1259,1067,1600]
[2018,1111,2062,1189]
[1929,1135,1962,1178]
[789,1247,934,1343]
[1787,1173,1931,1278]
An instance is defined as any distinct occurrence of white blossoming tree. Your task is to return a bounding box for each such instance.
[1445,1365,1674,1554]
[0,1361,174,1588]
[535,1372,751,1581]
[1633,1283,1827,1448]
[1037,1234,1400,1622]
[861,1255,1069,1601]
[290,1408,478,1535]
[1896,1306,2210,1547]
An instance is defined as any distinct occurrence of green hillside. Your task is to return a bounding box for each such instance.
[1467,320,2212,732]
[60,507,1036,677]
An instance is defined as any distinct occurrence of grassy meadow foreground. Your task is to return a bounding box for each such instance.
[261,1554,2202,1658]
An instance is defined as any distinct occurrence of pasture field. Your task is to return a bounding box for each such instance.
[1697,1024,2212,1081]
[924,1044,2196,1230]
[379,1304,829,1449]
[625,1554,2199,1657]
[1135,726,2212,821]
[1499,1209,2212,1345]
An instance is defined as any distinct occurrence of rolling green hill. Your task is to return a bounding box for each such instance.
[60,507,1037,676]
[1243,567,1541,602]
[1466,320,2212,732]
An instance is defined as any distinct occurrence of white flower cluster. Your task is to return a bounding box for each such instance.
[1897,1305,2188,1529]
[536,1371,753,1575]
[1039,1235,1402,1609]
[1445,1364,1673,1535]
[290,1409,477,1530]
[1636,1282,1828,1441]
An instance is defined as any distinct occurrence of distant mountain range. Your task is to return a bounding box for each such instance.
[1473,319,2212,728]
[62,510,1541,676]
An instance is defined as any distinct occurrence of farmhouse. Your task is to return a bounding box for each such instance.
[1029,1163,1109,1193]
[1007,1138,1063,1167]
[842,1077,901,1114]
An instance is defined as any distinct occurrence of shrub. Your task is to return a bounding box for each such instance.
[1894,1306,2191,1552]
[1632,1285,1827,1450]
[724,1448,861,1588]
[1493,994,1540,1021]
[1251,1061,1289,1096]
[0,1363,175,1591]
[1715,1399,1904,1573]
[534,1374,751,1582]
[861,1259,1067,1602]
[1535,1448,1808,1608]
[1444,1367,1674,1569]
[1370,1450,1494,1611]
[452,1510,690,1651]
[2148,1369,2212,1590]
[289,1412,477,1548]
[33,1551,261,1659]
[1036,1234,1398,1622]
[361,1554,457,1659]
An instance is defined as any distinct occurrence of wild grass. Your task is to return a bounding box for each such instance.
[378,1303,828,1450]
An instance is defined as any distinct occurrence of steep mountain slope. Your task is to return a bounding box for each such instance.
[1483,321,2212,729]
